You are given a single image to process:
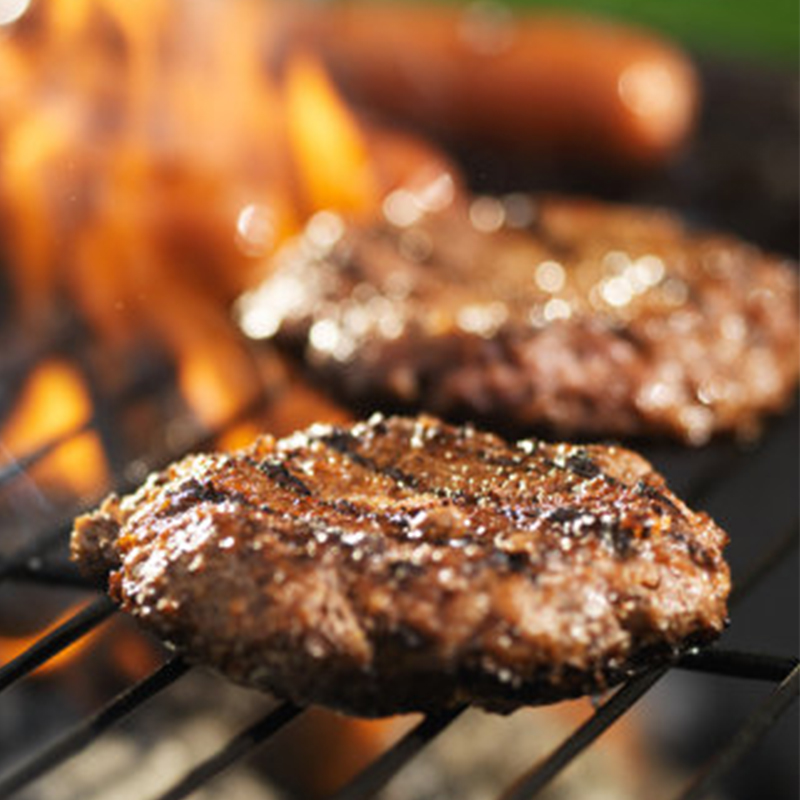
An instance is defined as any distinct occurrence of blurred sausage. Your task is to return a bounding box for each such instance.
[292,2,699,168]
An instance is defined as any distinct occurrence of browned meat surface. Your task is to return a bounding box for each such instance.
[72,415,730,716]
[238,195,799,444]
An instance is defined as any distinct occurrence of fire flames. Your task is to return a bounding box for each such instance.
[0,0,454,444]
[0,601,98,677]
[0,359,109,497]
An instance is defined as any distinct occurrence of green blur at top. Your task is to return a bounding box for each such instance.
[415,0,800,62]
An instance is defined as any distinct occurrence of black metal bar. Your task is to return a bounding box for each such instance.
[0,356,175,492]
[152,702,302,800]
[675,665,800,800]
[677,648,798,683]
[2,561,91,590]
[328,706,467,800]
[0,421,93,487]
[498,668,667,800]
[0,657,189,799]
[0,596,115,693]
[0,390,274,584]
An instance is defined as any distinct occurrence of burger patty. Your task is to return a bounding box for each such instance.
[237,194,799,444]
[72,415,730,716]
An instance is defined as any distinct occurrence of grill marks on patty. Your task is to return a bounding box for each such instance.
[238,421,691,566]
[71,415,730,716]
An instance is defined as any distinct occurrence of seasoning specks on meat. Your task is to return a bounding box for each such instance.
[72,415,730,716]
[238,195,799,444]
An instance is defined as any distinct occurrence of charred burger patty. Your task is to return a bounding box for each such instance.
[72,415,730,716]
[238,195,799,444]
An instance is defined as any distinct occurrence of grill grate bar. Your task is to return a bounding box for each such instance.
[0,357,175,492]
[675,664,800,800]
[0,657,189,799]
[0,596,115,693]
[328,706,467,800]
[677,648,799,683]
[151,702,303,800]
[3,561,91,589]
[0,421,93,488]
[498,668,667,800]
[0,391,272,582]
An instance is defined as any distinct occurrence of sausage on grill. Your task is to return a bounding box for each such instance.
[290,4,699,166]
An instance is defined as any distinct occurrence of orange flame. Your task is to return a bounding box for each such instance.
[0,360,109,497]
[0,604,163,683]
[0,602,106,677]
[285,51,380,216]
[0,0,400,436]
[0,0,381,318]
[0,0,461,452]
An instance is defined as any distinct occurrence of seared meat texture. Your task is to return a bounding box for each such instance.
[72,415,730,716]
[238,195,799,444]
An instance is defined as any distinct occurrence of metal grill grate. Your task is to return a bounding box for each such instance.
[0,370,796,800]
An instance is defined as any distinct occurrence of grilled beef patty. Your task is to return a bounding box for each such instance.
[72,415,730,716]
[238,195,799,444]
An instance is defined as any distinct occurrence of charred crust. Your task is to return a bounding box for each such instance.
[314,426,420,488]
[565,451,601,479]
[255,459,314,497]
[71,415,731,716]
[164,477,256,513]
